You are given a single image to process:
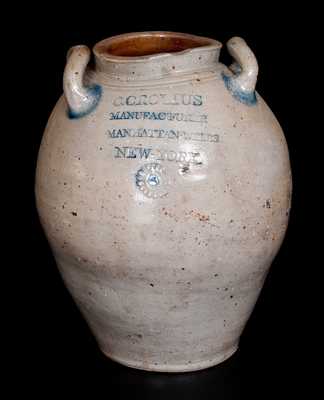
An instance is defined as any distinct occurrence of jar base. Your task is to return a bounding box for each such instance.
[100,345,238,373]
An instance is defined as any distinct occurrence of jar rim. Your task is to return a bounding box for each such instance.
[93,31,222,62]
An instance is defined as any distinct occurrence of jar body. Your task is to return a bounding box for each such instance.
[35,34,291,372]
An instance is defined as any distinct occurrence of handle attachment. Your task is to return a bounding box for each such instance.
[63,45,102,119]
[222,37,258,106]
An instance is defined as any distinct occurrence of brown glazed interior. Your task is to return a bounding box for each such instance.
[96,33,215,57]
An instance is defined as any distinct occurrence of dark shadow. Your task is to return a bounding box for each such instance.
[91,350,245,399]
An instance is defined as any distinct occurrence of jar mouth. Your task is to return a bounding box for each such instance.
[94,31,221,61]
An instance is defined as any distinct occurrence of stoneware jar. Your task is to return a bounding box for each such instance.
[35,32,292,372]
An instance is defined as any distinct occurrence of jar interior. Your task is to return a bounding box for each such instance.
[101,34,212,57]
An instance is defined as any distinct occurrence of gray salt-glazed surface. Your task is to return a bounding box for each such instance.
[36,32,292,372]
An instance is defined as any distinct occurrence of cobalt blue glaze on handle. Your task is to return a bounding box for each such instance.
[63,45,102,119]
[222,37,258,106]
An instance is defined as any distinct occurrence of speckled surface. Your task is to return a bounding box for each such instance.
[35,32,292,372]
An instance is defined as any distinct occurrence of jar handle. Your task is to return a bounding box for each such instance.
[63,45,102,119]
[222,37,258,105]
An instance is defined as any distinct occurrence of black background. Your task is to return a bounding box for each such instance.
[23,5,315,398]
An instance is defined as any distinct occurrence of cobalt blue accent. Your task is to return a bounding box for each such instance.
[68,84,102,119]
[222,72,257,106]
[147,174,160,186]
[135,167,145,188]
